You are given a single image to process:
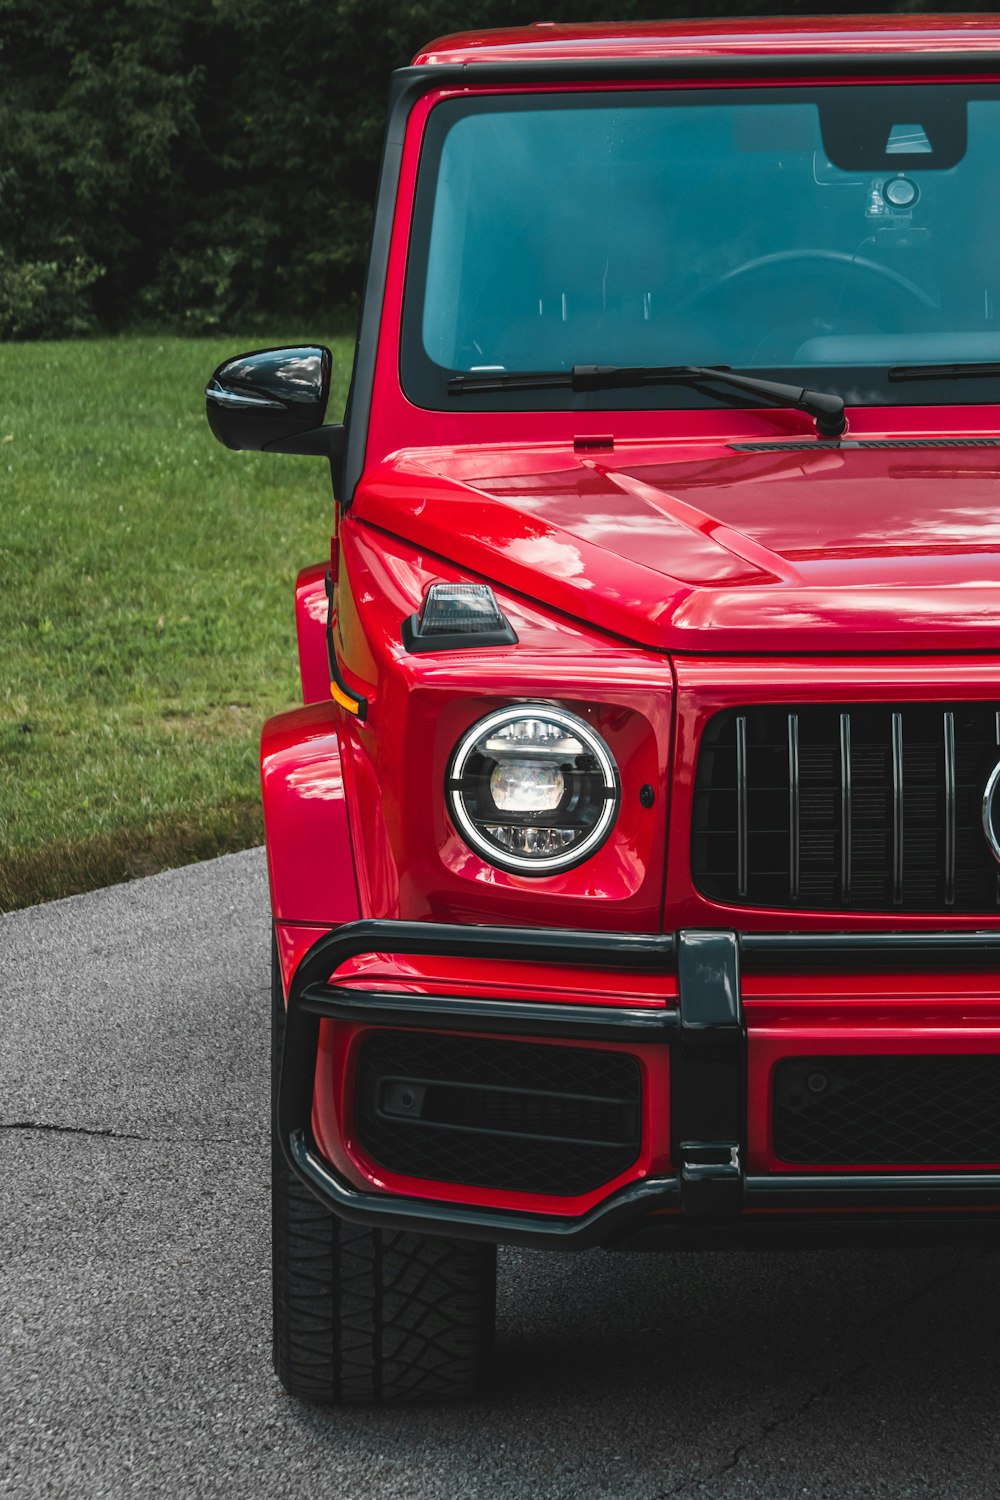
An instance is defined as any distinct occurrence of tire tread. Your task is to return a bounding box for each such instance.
[271,937,496,1404]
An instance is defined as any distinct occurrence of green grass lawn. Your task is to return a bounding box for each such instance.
[0,334,354,910]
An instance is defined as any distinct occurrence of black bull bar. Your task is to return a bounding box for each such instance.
[277,922,1000,1250]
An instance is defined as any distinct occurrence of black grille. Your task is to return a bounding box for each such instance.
[774,1055,1000,1165]
[356,1031,642,1196]
[692,703,1000,912]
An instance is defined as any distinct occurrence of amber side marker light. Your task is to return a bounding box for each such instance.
[324,570,367,719]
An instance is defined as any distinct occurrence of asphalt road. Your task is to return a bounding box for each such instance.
[4,849,1000,1498]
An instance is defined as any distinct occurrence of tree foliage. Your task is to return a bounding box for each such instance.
[0,0,989,336]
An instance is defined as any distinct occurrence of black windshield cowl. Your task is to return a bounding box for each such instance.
[889,362,1000,382]
[447,365,847,439]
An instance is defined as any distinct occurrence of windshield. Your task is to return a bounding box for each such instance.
[401,85,1000,412]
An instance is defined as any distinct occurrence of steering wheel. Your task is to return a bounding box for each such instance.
[681,249,938,313]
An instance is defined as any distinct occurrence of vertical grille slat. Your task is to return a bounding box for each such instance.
[891,711,904,906]
[944,711,956,907]
[736,713,748,900]
[692,702,1000,913]
[788,712,800,903]
[839,712,852,903]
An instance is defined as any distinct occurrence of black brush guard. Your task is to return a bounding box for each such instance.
[277,921,1000,1250]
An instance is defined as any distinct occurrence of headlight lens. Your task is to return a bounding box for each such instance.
[447,706,620,874]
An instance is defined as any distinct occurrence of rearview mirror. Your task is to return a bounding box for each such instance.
[205,345,343,458]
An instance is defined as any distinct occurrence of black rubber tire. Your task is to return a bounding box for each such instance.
[270,937,497,1404]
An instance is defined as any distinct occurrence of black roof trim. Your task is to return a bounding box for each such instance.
[406,51,1000,86]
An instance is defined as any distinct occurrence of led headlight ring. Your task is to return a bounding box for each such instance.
[447,705,620,875]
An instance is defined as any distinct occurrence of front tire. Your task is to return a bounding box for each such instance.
[270,937,497,1404]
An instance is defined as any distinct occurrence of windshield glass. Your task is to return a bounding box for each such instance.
[401,85,1000,411]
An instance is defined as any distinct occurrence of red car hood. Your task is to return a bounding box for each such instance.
[355,441,1000,654]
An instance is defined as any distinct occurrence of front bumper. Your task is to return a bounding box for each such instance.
[278,921,1000,1250]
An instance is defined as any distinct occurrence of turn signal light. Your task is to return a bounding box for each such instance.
[402,583,517,653]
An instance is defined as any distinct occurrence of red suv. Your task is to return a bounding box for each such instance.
[207,17,1000,1405]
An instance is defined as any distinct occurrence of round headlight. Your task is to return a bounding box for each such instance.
[447,706,620,874]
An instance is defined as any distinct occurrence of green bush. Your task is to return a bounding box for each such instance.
[0,249,103,339]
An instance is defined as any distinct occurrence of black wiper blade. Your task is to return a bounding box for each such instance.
[447,364,846,438]
[889,361,1000,381]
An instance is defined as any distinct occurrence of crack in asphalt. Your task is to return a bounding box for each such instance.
[655,1249,988,1499]
[0,1120,265,1146]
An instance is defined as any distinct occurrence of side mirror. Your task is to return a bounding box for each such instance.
[205,345,344,460]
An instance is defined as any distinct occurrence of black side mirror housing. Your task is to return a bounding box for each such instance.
[205,345,346,472]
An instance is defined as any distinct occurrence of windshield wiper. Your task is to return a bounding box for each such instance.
[447,364,847,438]
[889,361,1000,382]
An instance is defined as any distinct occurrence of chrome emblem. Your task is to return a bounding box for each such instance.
[982,760,1000,865]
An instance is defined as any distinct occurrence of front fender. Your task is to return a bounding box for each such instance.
[260,704,360,929]
[295,562,331,705]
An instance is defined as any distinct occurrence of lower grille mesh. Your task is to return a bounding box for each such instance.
[356,1030,642,1195]
[774,1055,1000,1165]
